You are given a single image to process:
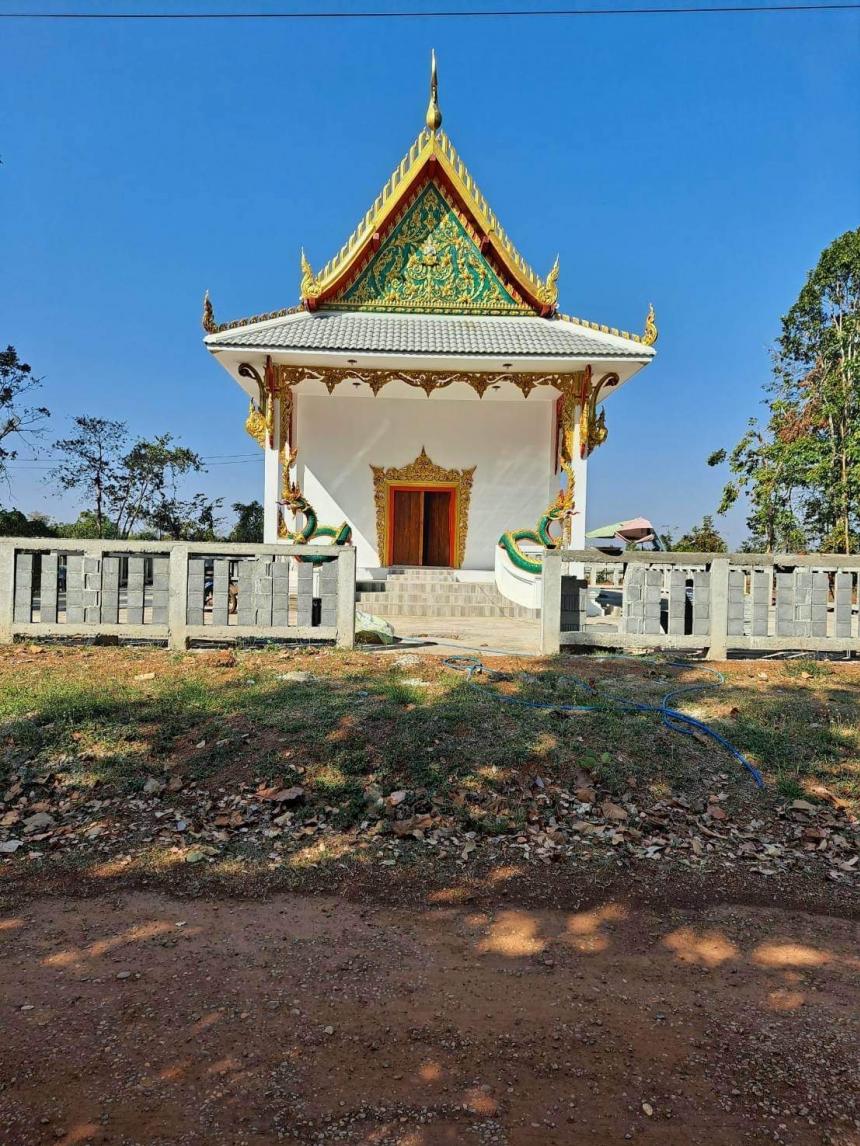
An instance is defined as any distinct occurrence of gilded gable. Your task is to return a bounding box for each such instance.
[327,182,532,315]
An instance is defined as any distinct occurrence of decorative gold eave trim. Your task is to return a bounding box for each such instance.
[299,129,558,311]
[275,363,586,400]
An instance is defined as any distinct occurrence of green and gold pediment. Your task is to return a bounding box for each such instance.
[328,182,530,315]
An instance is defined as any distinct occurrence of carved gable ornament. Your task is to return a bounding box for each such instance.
[335,182,526,315]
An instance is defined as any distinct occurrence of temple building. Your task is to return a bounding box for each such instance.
[203,55,656,602]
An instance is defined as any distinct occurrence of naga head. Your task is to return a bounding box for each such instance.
[281,479,309,514]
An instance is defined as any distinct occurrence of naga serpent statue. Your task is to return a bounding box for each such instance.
[498,461,575,575]
[278,452,352,563]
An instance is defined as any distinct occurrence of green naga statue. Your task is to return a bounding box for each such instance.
[498,461,575,575]
[278,457,352,564]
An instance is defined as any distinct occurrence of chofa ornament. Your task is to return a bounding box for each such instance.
[300,249,322,301]
[201,290,216,334]
[643,303,658,346]
[535,256,560,308]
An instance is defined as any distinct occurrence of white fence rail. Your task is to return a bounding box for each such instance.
[541,550,860,658]
[0,538,357,650]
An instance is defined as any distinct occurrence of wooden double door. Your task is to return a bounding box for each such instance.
[389,485,454,567]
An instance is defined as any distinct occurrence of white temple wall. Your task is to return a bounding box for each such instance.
[295,394,558,571]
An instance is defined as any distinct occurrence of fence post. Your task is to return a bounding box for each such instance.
[540,548,563,655]
[706,556,730,661]
[167,543,190,651]
[336,545,357,649]
[0,540,14,644]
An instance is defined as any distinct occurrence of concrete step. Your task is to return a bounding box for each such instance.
[386,567,457,581]
[357,586,513,603]
[355,567,540,620]
[358,601,538,619]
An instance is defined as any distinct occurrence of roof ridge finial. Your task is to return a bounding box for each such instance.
[642,302,658,345]
[425,49,442,133]
[202,289,217,334]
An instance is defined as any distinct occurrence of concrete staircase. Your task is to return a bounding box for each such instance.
[355,567,540,619]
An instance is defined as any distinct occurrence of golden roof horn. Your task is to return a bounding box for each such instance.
[643,302,658,346]
[425,49,442,133]
[202,289,216,334]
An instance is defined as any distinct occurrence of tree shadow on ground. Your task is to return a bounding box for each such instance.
[0,645,857,899]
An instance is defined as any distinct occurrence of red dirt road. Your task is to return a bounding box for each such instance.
[1,892,858,1146]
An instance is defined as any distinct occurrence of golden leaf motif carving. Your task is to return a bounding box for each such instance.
[275,363,576,397]
[579,370,611,459]
[244,401,267,447]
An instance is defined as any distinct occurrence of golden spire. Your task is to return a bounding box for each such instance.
[425,49,442,133]
[642,302,658,346]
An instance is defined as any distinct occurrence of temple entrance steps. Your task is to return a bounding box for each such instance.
[355,567,540,619]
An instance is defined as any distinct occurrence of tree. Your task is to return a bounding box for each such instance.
[54,511,121,540]
[114,435,208,538]
[147,492,222,541]
[0,508,57,538]
[708,229,860,553]
[52,417,126,538]
[229,500,264,543]
[707,419,807,553]
[674,515,728,553]
[52,419,220,540]
[775,228,860,552]
[0,347,50,498]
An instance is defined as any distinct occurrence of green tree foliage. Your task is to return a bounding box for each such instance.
[229,500,264,543]
[147,493,222,541]
[709,228,860,552]
[0,347,50,498]
[52,417,221,540]
[674,515,728,553]
[54,511,121,540]
[706,422,806,552]
[0,508,57,538]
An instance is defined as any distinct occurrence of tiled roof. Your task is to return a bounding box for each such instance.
[205,311,654,360]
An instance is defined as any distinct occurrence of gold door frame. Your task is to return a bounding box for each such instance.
[370,447,475,568]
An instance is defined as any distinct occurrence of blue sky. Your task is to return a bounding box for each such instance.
[1,2,858,542]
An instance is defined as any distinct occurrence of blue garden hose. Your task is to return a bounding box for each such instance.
[441,654,765,789]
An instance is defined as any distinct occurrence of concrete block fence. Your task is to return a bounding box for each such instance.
[0,539,357,649]
[541,550,860,658]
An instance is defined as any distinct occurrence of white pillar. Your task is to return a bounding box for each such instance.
[263,396,281,544]
[570,400,588,552]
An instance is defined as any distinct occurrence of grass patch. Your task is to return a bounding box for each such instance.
[0,646,857,820]
[783,658,833,679]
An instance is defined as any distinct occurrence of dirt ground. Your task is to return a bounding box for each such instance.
[1,890,858,1146]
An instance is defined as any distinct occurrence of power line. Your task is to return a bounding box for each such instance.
[6,452,260,461]
[5,455,261,469]
[1,3,858,18]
